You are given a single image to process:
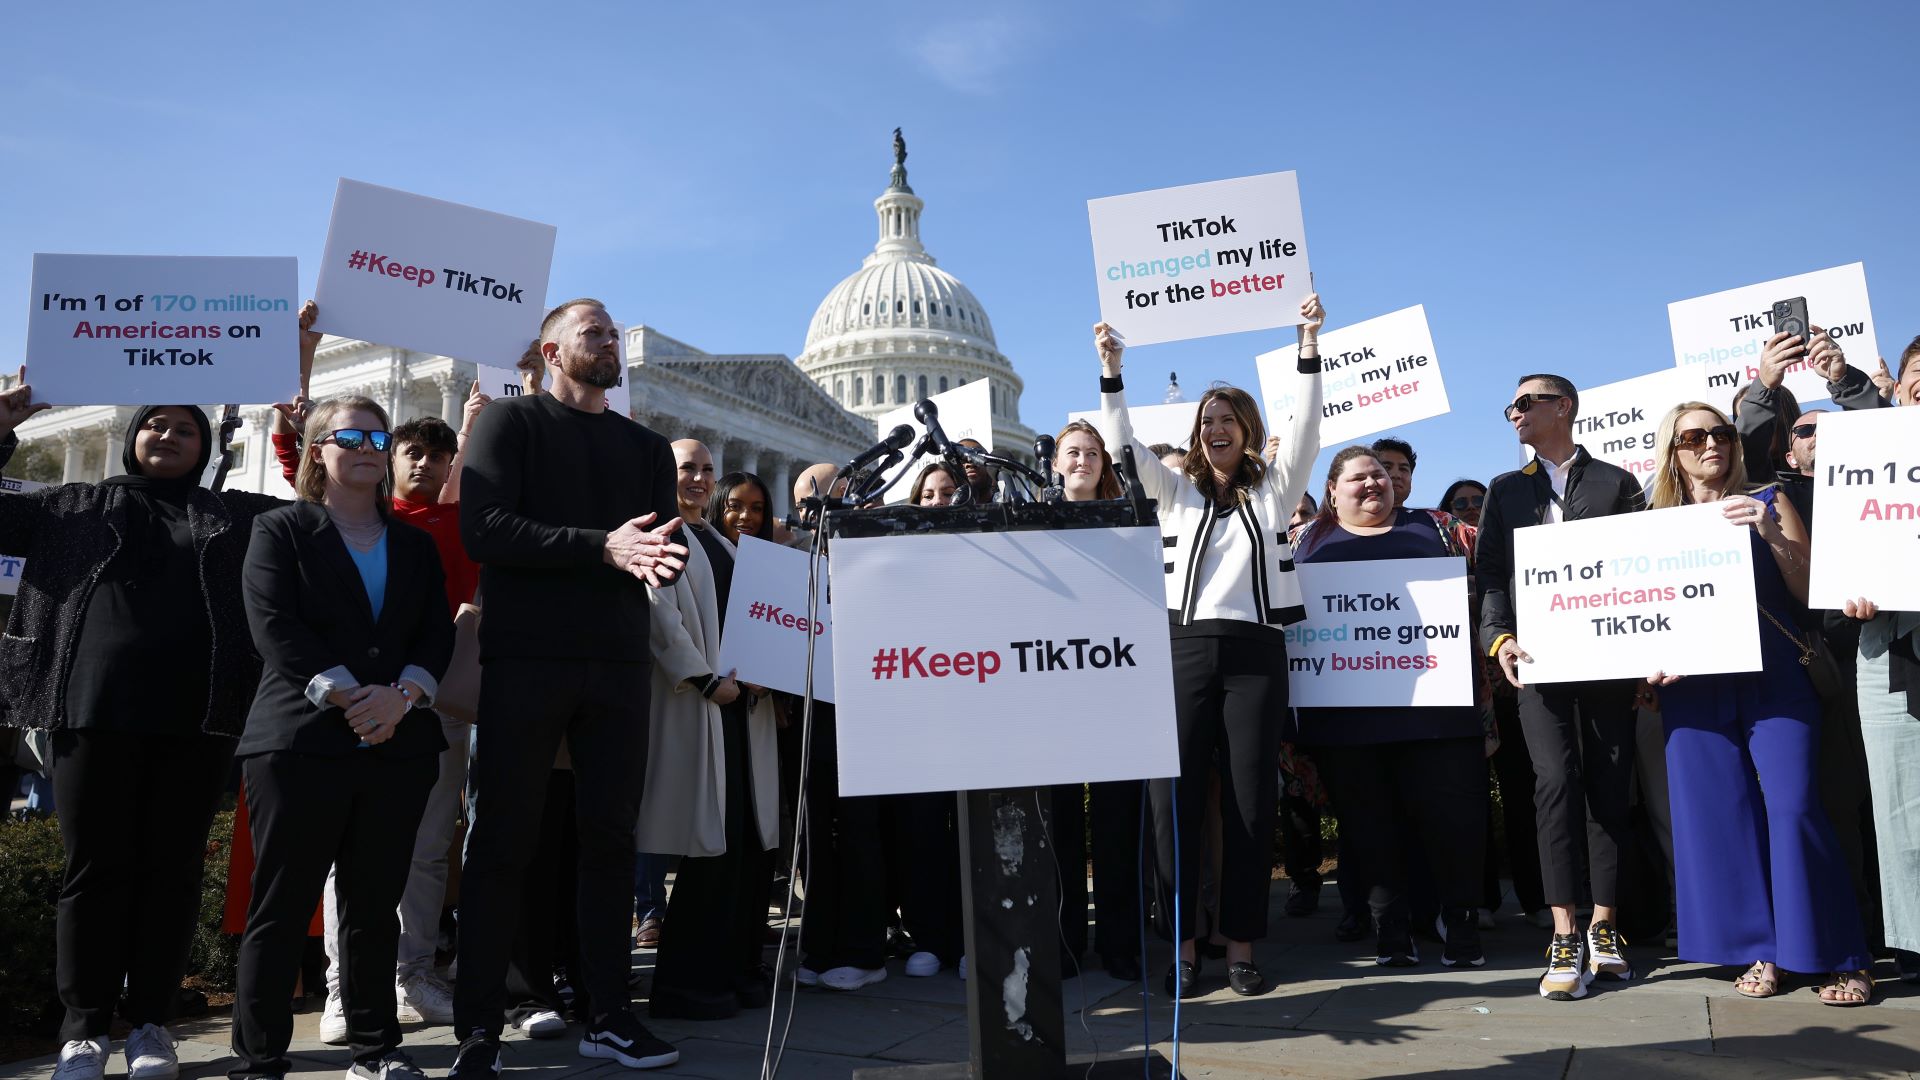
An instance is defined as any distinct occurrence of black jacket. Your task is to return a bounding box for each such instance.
[238,500,454,757]
[0,433,279,735]
[1475,446,1646,654]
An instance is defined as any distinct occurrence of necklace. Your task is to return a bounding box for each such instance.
[328,508,386,551]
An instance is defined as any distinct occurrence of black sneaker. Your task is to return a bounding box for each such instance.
[1334,908,1370,942]
[1437,910,1485,968]
[346,1051,427,1080]
[579,1010,679,1070]
[447,1031,501,1080]
[1375,917,1419,967]
[1284,883,1320,918]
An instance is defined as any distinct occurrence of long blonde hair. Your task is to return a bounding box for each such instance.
[296,395,393,506]
[1648,401,1745,509]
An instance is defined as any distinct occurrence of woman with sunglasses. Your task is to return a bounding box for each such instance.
[1095,292,1326,998]
[231,396,456,1078]
[1437,480,1487,527]
[1642,402,1873,1006]
[0,379,287,1080]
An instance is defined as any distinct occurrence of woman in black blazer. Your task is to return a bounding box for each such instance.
[232,395,454,1080]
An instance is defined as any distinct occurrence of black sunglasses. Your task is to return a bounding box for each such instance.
[1504,393,1565,420]
[321,428,391,452]
[1790,423,1819,439]
[1450,494,1485,511]
[1672,425,1737,450]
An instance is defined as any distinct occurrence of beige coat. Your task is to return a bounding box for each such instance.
[635,523,780,857]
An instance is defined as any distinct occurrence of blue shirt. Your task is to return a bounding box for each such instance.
[346,531,388,623]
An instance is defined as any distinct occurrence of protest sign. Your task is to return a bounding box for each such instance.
[1256,305,1448,448]
[718,535,835,701]
[313,179,556,363]
[829,526,1178,796]
[1668,263,1877,411]
[1087,171,1311,348]
[25,255,298,406]
[1283,557,1471,707]
[471,324,629,416]
[873,378,992,503]
[1561,367,1708,481]
[1066,400,1198,455]
[0,476,48,597]
[1513,504,1760,684]
[1808,407,1920,612]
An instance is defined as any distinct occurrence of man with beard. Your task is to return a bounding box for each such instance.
[451,299,688,1076]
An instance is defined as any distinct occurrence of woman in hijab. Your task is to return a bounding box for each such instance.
[0,382,282,1080]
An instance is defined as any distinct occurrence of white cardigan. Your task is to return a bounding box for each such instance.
[1099,361,1322,633]
[635,523,780,858]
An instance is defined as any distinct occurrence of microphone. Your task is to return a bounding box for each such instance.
[847,424,916,475]
[1033,434,1056,473]
[913,399,968,469]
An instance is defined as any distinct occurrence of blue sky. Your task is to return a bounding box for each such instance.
[4,1,1916,504]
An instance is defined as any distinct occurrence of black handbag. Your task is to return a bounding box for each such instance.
[1760,605,1847,702]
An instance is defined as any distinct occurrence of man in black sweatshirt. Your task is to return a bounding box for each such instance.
[450,299,687,1076]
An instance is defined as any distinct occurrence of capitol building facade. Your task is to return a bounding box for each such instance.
[7,135,1033,515]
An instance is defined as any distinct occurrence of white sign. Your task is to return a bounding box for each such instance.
[717,535,836,701]
[1513,504,1761,684]
[1087,171,1311,348]
[873,379,992,503]
[1067,401,1198,455]
[1668,263,1877,411]
[1808,407,1920,612]
[1257,305,1448,448]
[829,527,1179,796]
[471,323,629,416]
[1283,557,1471,706]
[0,476,49,596]
[313,179,556,363]
[25,255,298,407]
[1563,367,1709,482]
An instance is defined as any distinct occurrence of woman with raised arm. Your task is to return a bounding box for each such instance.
[1642,401,1873,1006]
[1095,293,1324,997]
[0,375,284,1080]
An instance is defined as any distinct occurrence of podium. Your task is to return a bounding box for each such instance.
[826,499,1181,1080]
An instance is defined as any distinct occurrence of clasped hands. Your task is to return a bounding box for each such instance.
[604,512,689,586]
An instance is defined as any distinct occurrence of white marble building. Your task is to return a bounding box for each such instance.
[6,134,1031,508]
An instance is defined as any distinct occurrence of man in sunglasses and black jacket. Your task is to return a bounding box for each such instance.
[1475,373,1645,1004]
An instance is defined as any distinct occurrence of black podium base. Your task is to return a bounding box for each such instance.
[853,1050,1182,1078]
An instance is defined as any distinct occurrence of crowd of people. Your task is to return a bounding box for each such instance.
[2,292,1917,1080]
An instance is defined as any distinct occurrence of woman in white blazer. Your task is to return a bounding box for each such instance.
[637,448,781,1021]
[1095,293,1324,998]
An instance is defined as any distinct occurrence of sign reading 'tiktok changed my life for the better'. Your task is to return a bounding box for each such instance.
[1256,305,1449,448]
[1087,171,1312,348]
[26,254,299,406]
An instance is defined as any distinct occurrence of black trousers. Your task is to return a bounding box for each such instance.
[1315,738,1487,930]
[1518,680,1638,909]
[505,770,579,1023]
[798,705,889,972]
[884,791,964,963]
[454,657,650,1036]
[1151,634,1285,943]
[230,750,436,1077]
[1049,781,1145,963]
[51,729,232,1041]
[1488,691,1546,913]
[652,708,771,1016]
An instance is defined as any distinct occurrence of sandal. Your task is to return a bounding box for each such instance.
[1733,961,1777,998]
[1817,969,1873,1007]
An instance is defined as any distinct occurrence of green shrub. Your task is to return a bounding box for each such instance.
[0,805,241,1037]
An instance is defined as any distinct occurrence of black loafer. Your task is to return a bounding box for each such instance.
[1227,961,1265,996]
[1104,955,1142,982]
[1163,960,1200,998]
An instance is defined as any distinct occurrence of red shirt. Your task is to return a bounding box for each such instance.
[271,431,478,616]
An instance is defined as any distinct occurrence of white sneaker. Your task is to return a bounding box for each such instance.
[344,1049,428,1080]
[52,1039,107,1080]
[819,965,887,991]
[125,1024,179,1080]
[397,969,455,1024]
[320,990,350,1045]
[904,950,941,977]
[794,965,820,987]
[512,1009,567,1039]
[1586,921,1633,981]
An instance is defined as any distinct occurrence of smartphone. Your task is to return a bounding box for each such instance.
[1771,297,1810,342]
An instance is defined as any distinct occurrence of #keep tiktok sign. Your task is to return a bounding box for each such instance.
[1087,171,1313,347]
